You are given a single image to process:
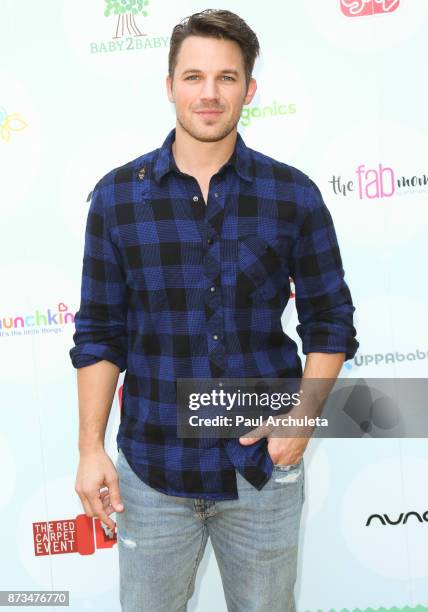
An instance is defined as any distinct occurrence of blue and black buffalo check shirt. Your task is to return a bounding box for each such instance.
[69,127,358,500]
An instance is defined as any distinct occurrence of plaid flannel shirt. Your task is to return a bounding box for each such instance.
[69,128,358,500]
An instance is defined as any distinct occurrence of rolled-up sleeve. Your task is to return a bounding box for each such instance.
[69,179,128,372]
[290,177,359,361]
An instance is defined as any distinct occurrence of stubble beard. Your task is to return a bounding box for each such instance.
[176,108,242,143]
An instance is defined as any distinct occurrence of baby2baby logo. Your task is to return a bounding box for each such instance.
[90,0,169,54]
[340,0,400,18]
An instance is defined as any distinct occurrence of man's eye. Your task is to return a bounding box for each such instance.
[186,75,199,80]
[222,75,235,81]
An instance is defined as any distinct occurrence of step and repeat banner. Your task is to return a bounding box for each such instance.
[1,1,428,610]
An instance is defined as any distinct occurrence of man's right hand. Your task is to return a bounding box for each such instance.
[74,449,124,532]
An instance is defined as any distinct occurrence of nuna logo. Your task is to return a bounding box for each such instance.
[366,510,428,526]
[340,0,400,18]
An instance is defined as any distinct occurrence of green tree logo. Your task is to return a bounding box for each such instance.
[104,0,149,38]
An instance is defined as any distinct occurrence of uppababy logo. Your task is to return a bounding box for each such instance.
[345,348,428,369]
[366,510,428,526]
[90,0,170,54]
[340,0,400,18]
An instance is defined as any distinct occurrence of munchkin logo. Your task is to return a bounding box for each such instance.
[340,0,400,18]
[0,302,75,337]
[329,164,428,199]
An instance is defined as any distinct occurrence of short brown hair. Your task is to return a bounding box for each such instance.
[168,9,260,87]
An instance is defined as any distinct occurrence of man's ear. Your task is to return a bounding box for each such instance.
[166,74,174,103]
[244,78,257,106]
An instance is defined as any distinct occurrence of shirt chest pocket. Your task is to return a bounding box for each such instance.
[236,235,290,306]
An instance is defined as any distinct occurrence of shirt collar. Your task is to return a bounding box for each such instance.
[152,127,254,184]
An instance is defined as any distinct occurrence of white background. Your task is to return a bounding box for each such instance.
[1,1,428,610]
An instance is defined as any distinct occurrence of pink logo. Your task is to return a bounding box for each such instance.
[340,0,400,18]
[355,163,395,199]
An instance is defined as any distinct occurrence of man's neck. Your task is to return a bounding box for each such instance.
[171,123,237,180]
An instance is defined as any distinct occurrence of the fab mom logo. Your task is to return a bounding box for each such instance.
[329,163,428,199]
[90,0,169,54]
[340,0,400,18]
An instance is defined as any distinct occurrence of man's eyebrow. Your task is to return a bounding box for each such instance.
[181,69,202,75]
[181,68,240,76]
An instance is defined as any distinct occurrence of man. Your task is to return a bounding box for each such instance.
[70,9,358,611]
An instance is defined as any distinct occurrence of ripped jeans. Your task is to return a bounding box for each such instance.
[115,447,305,612]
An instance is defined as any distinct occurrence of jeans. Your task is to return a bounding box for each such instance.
[115,447,305,612]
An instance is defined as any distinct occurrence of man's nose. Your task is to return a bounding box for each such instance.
[199,77,219,101]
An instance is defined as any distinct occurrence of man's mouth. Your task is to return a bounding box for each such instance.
[195,110,223,118]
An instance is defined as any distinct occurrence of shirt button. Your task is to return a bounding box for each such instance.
[210,286,216,292]
[192,195,199,202]
[207,237,213,245]
[212,334,219,341]
[214,192,219,198]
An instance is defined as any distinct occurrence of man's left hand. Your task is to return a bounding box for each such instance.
[239,432,309,466]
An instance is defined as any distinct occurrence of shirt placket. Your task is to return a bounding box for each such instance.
[185,174,227,377]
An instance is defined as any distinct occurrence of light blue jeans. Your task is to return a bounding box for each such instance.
[115,447,305,612]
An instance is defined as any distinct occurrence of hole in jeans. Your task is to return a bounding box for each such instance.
[118,534,137,549]
[273,468,302,483]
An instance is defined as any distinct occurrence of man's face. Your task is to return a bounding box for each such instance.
[166,35,257,143]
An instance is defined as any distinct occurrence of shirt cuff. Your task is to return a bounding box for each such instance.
[298,323,359,361]
[69,344,127,372]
